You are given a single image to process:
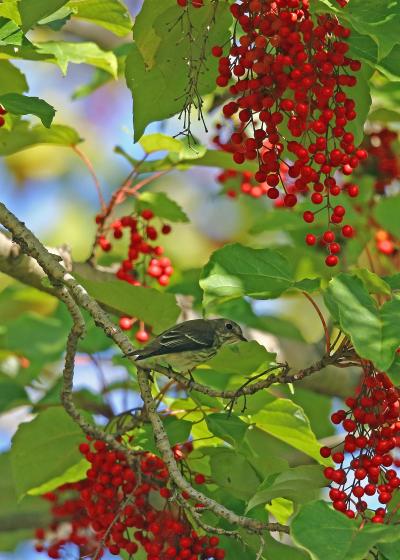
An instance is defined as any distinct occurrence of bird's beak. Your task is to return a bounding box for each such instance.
[238,333,248,342]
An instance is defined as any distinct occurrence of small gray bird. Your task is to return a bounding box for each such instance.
[126,318,247,373]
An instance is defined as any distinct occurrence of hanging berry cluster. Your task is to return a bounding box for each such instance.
[96,210,173,288]
[34,439,225,560]
[212,119,288,199]
[95,209,174,342]
[212,0,367,266]
[321,368,400,522]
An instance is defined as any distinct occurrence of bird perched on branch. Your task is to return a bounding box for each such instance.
[125,318,247,374]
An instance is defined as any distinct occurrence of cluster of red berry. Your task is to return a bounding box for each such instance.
[34,439,225,559]
[212,120,289,199]
[177,0,204,7]
[320,369,400,522]
[362,129,400,195]
[96,209,174,342]
[0,105,7,128]
[97,210,173,288]
[211,0,366,265]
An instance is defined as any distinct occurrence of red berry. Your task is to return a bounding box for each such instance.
[141,209,154,220]
[119,316,134,330]
[136,330,149,343]
[194,473,206,485]
[325,255,338,267]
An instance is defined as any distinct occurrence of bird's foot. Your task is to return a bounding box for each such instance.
[186,369,195,391]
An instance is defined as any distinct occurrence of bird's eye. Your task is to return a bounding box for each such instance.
[225,322,233,330]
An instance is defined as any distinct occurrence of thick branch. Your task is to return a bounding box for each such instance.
[0,230,116,292]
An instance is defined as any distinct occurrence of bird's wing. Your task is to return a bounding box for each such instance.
[133,320,215,360]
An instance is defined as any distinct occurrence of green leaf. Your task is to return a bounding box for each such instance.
[373,195,400,238]
[75,275,180,332]
[68,0,132,36]
[0,60,27,94]
[241,529,311,560]
[0,93,55,127]
[344,64,371,145]
[352,268,392,295]
[200,243,315,306]
[10,407,85,497]
[139,133,185,154]
[216,298,305,342]
[252,399,328,465]
[137,192,189,223]
[324,274,400,370]
[205,413,249,447]
[197,340,275,378]
[292,500,400,560]
[0,310,70,362]
[18,0,69,31]
[265,497,294,526]
[0,2,21,26]
[0,453,50,543]
[384,273,400,291]
[0,375,28,413]
[126,1,232,140]
[246,465,326,513]
[208,447,261,500]
[345,0,400,60]
[27,458,88,496]
[378,44,400,81]
[0,121,81,155]
[36,41,118,76]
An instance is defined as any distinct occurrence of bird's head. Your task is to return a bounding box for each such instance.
[212,318,247,345]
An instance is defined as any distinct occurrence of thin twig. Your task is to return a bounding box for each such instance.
[72,145,106,212]
[302,291,330,354]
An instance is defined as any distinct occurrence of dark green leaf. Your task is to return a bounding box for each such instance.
[75,275,180,332]
[137,192,189,223]
[19,0,69,31]
[200,244,294,305]
[0,310,70,362]
[0,375,28,413]
[68,0,132,36]
[27,459,88,496]
[10,407,84,497]
[208,448,261,500]
[205,413,249,447]
[0,93,55,127]
[126,1,232,140]
[0,453,50,540]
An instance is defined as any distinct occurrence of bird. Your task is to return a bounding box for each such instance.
[125,318,247,374]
